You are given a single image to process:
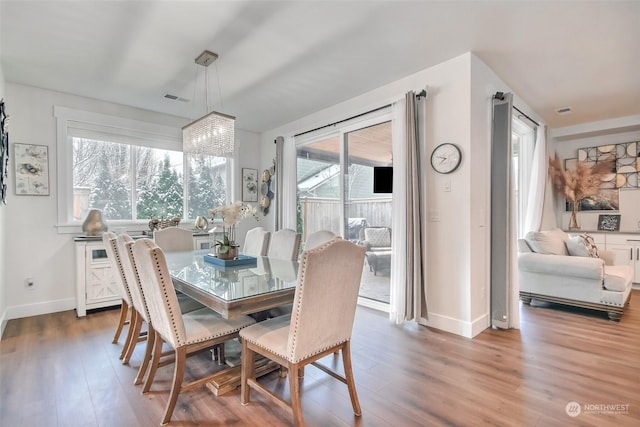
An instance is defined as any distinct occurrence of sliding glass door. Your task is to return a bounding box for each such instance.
[296,118,392,306]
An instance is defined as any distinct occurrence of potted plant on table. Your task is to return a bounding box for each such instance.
[208,201,258,260]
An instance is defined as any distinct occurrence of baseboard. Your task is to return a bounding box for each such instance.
[418,312,489,338]
[4,298,76,321]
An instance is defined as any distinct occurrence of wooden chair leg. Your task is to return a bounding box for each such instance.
[119,308,137,359]
[112,300,129,344]
[288,362,304,427]
[122,312,142,365]
[134,324,155,385]
[342,341,361,416]
[143,331,164,394]
[241,339,254,405]
[161,347,186,426]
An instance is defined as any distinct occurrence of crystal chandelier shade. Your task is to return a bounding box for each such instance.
[182,50,235,157]
[182,110,235,157]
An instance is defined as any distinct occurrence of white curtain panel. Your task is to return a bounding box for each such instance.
[389,97,408,324]
[522,125,547,234]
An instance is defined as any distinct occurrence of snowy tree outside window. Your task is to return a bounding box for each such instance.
[72,137,227,222]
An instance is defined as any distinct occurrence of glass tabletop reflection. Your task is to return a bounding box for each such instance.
[166,250,298,303]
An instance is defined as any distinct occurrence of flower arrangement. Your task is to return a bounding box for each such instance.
[548,154,614,228]
[208,201,259,258]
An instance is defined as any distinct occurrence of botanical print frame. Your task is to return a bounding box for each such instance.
[14,143,50,196]
[242,168,258,202]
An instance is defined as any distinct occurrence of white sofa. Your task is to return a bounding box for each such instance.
[518,228,633,321]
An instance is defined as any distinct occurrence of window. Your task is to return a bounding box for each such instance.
[511,115,536,237]
[55,106,230,230]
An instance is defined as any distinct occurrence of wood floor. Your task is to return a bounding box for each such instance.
[2,292,639,427]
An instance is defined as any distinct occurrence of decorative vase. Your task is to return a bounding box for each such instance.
[216,243,239,260]
[569,201,581,230]
[194,216,208,230]
[82,209,108,236]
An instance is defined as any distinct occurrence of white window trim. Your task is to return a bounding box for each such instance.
[54,106,183,233]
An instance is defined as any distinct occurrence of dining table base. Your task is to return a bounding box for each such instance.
[206,357,280,396]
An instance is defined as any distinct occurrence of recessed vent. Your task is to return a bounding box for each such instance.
[556,106,572,115]
[163,93,189,103]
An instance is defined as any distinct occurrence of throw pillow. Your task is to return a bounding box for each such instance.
[364,228,391,247]
[566,233,599,258]
[524,228,568,255]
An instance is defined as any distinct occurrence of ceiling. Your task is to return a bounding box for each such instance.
[2,1,639,133]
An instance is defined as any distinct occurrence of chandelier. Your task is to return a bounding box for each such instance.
[182,50,235,157]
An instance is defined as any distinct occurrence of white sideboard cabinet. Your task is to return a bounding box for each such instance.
[75,231,222,316]
[75,237,121,317]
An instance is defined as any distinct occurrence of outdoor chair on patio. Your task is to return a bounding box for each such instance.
[362,226,391,275]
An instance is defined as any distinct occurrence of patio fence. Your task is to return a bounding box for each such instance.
[299,197,392,243]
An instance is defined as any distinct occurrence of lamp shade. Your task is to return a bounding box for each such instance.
[183,110,235,157]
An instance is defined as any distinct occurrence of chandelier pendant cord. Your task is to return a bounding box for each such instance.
[214,61,224,111]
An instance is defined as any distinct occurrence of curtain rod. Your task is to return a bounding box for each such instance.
[513,106,539,127]
[294,104,392,138]
[494,91,540,127]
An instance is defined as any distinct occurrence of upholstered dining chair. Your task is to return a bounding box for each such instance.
[132,238,256,426]
[240,239,366,426]
[303,229,337,251]
[268,230,335,318]
[114,234,206,384]
[243,226,271,257]
[153,227,194,252]
[102,232,135,358]
[267,228,301,261]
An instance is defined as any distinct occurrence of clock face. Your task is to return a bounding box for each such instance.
[430,143,462,174]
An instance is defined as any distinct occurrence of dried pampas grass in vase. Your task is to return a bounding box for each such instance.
[548,154,614,230]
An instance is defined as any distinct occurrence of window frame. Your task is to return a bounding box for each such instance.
[54,106,232,233]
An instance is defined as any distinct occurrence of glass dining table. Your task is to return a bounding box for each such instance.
[165,250,298,395]
[165,250,298,319]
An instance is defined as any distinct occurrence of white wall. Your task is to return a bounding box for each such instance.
[550,122,640,232]
[259,52,538,337]
[2,82,261,320]
[0,64,7,336]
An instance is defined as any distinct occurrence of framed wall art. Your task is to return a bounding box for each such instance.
[242,168,258,202]
[0,99,8,204]
[14,143,50,196]
[598,214,621,232]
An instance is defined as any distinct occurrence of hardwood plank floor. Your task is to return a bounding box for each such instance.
[2,292,639,426]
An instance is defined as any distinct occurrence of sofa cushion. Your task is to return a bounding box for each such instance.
[524,228,568,255]
[603,265,634,292]
[566,233,599,258]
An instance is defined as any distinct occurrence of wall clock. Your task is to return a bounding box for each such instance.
[430,143,462,174]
